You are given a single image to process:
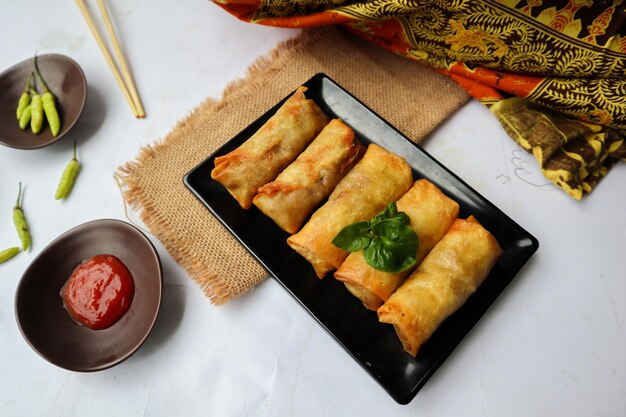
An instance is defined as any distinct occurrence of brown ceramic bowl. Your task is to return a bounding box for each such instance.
[0,54,87,149]
[15,219,162,372]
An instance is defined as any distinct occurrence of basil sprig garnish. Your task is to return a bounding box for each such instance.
[332,202,419,273]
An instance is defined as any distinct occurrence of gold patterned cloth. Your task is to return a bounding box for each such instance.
[492,97,623,199]
[213,0,626,199]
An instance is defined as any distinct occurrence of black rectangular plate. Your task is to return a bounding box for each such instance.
[184,73,539,404]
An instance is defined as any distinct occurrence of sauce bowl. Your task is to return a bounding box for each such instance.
[14,219,162,372]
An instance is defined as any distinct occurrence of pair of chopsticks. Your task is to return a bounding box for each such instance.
[76,0,145,118]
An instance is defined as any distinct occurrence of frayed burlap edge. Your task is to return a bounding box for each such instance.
[114,25,469,304]
[114,29,336,304]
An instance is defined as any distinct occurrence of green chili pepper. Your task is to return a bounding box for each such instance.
[19,104,32,130]
[13,182,31,251]
[0,247,20,264]
[34,57,61,136]
[55,141,80,200]
[30,89,44,134]
[42,92,60,136]
[16,72,32,120]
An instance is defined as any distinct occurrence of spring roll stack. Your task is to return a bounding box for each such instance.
[253,119,364,234]
[334,179,460,310]
[211,85,503,358]
[378,216,502,356]
[211,86,329,209]
[287,143,413,278]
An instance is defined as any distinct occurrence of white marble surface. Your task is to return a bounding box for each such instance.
[1,1,625,416]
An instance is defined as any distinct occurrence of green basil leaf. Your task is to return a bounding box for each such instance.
[372,203,409,226]
[392,224,419,259]
[386,201,399,218]
[363,220,419,272]
[331,202,419,272]
[363,238,396,272]
[370,202,398,226]
[392,254,417,273]
[394,211,410,225]
[371,219,403,239]
[331,221,372,252]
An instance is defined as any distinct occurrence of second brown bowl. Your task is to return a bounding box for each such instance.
[14,219,162,372]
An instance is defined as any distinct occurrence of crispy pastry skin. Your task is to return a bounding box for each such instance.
[287,143,413,278]
[378,216,502,357]
[211,86,329,209]
[253,119,364,234]
[335,179,459,310]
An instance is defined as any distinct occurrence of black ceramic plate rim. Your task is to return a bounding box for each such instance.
[183,73,539,403]
[14,218,163,372]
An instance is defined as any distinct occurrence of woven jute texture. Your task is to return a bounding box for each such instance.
[115,27,469,305]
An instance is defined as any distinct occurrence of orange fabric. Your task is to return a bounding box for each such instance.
[446,63,542,101]
[439,70,504,102]
[212,0,626,198]
[213,0,626,134]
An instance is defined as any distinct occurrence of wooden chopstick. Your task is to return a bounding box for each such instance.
[96,0,145,118]
[75,0,145,118]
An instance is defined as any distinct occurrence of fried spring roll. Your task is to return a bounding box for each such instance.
[253,119,364,234]
[378,216,502,357]
[335,179,459,310]
[287,143,413,278]
[211,86,329,209]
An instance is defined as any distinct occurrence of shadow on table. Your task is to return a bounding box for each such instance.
[47,83,107,155]
[416,253,540,399]
[70,83,107,141]
[132,259,186,358]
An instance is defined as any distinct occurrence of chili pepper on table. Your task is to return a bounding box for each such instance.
[0,247,20,264]
[13,182,31,251]
[34,56,61,136]
[30,87,44,134]
[55,141,80,200]
[16,72,32,120]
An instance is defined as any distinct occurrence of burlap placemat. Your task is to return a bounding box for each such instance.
[115,27,469,305]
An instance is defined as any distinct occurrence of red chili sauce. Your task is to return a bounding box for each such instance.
[61,254,134,330]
